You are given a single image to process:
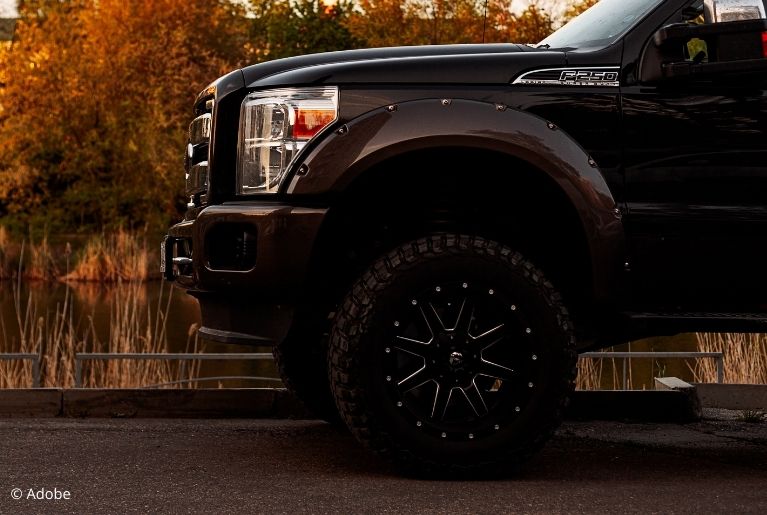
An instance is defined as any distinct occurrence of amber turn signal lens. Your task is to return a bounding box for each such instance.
[294,109,337,140]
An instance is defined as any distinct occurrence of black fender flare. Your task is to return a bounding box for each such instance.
[287,98,625,301]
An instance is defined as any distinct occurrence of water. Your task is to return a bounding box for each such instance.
[0,280,279,387]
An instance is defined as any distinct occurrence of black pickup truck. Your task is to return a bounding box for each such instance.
[163,0,767,473]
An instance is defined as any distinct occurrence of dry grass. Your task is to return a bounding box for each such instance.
[575,356,602,390]
[0,276,78,388]
[78,281,200,388]
[693,333,767,384]
[25,234,60,281]
[1,279,202,388]
[0,227,151,282]
[576,345,637,391]
[62,230,149,282]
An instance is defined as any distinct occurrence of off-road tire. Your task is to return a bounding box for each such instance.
[273,325,341,425]
[328,234,577,475]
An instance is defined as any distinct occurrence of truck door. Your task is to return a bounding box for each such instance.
[622,0,767,311]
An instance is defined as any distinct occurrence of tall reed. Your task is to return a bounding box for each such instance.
[76,281,188,388]
[61,229,149,282]
[0,274,78,387]
[576,355,603,390]
[25,234,60,281]
[1,279,200,388]
[576,344,636,390]
[693,333,767,384]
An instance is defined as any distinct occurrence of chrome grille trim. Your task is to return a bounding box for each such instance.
[186,161,209,196]
[189,113,211,146]
[184,98,212,203]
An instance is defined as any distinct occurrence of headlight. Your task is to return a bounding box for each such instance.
[237,86,338,194]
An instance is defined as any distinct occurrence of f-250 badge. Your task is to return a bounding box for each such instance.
[513,67,620,87]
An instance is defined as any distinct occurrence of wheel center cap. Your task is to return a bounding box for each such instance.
[449,351,464,368]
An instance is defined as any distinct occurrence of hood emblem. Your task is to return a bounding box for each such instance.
[512,67,620,87]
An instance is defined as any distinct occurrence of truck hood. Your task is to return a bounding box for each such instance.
[241,44,568,88]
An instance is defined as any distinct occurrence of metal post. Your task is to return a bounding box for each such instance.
[716,355,724,384]
[622,358,627,390]
[75,358,82,388]
[32,355,40,388]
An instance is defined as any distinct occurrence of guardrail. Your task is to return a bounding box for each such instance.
[0,353,40,388]
[0,351,725,390]
[580,351,724,390]
[74,352,279,388]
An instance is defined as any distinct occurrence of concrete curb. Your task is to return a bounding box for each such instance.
[0,389,311,419]
[0,389,62,417]
[694,383,767,410]
[0,383,763,419]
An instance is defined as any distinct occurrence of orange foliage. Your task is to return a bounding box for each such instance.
[0,0,250,231]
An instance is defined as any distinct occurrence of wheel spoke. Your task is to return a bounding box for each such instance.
[478,358,515,381]
[471,323,505,345]
[431,383,453,421]
[453,298,474,333]
[461,380,489,417]
[397,365,431,393]
[419,303,445,337]
[393,336,430,358]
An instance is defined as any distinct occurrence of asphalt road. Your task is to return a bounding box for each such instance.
[1,412,766,514]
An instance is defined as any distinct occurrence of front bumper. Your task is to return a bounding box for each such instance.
[163,203,328,345]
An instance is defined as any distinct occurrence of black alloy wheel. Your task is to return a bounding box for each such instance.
[328,234,577,475]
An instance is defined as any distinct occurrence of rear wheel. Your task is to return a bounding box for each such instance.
[328,234,576,475]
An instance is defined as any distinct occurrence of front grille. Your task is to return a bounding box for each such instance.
[184,96,213,207]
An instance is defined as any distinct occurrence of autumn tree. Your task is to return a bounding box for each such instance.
[483,1,555,44]
[0,0,250,232]
[346,0,417,47]
[248,0,358,61]
[563,0,599,22]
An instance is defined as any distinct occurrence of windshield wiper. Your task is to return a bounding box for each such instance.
[536,43,551,49]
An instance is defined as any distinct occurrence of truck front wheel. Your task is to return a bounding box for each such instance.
[328,234,576,475]
[273,322,340,425]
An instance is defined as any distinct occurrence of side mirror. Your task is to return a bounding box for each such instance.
[704,0,766,23]
[648,19,767,81]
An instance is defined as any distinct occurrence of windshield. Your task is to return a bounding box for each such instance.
[540,0,666,49]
